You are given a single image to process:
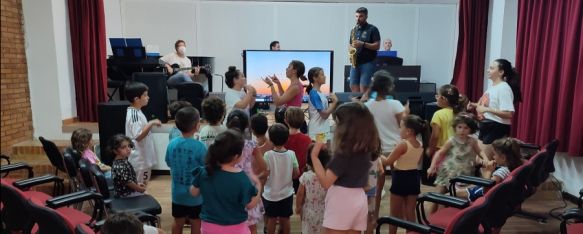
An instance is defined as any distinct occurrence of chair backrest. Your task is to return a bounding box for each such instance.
[481,178,517,229]
[63,148,81,178]
[542,139,559,173]
[528,150,549,187]
[27,197,74,234]
[78,159,94,189]
[507,162,535,211]
[445,196,489,234]
[177,83,205,112]
[89,164,112,199]
[39,137,67,173]
[0,180,34,232]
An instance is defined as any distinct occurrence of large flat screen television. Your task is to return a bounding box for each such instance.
[243,50,334,102]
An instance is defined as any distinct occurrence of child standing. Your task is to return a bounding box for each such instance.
[110,134,146,198]
[283,107,312,192]
[381,115,428,234]
[428,114,484,192]
[306,67,338,141]
[427,84,463,158]
[71,128,111,176]
[310,102,381,233]
[226,110,266,234]
[263,123,300,234]
[199,96,227,147]
[190,130,262,234]
[456,137,523,201]
[295,143,330,234]
[166,107,207,234]
[168,101,193,140]
[125,82,161,185]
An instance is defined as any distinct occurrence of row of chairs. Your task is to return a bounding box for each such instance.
[376,139,560,234]
[1,136,162,233]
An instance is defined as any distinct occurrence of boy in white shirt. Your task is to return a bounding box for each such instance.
[125,82,161,185]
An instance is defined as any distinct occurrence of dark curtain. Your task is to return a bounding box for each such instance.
[68,0,108,121]
[515,0,583,155]
[451,0,490,101]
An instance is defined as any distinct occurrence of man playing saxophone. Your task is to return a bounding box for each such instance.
[349,7,381,94]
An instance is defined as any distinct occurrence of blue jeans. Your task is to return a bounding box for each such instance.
[167,72,192,87]
[349,61,375,87]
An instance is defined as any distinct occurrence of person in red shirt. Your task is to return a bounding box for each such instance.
[284,107,313,193]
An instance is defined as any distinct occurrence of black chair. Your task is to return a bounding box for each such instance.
[89,164,162,226]
[107,65,131,101]
[176,82,206,112]
[39,137,67,177]
[63,148,83,193]
[561,189,583,234]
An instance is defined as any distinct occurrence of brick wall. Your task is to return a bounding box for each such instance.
[1,0,33,155]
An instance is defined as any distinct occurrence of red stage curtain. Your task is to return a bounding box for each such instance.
[515,0,583,155]
[67,0,108,121]
[451,0,490,101]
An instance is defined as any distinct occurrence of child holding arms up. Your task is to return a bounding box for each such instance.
[199,96,227,147]
[190,130,262,234]
[227,110,267,234]
[381,115,428,234]
[428,114,485,196]
[310,102,381,233]
[263,123,300,234]
[165,107,207,234]
[296,143,330,234]
[456,137,523,201]
[125,82,161,185]
[306,67,338,141]
[110,134,146,198]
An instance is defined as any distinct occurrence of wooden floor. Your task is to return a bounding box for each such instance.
[146,175,569,234]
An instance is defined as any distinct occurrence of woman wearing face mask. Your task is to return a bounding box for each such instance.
[161,40,206,89]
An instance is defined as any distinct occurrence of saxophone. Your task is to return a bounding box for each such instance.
[349,25,358,67]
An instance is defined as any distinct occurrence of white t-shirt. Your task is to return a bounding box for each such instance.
[365,99,405,153]
[262,150,299,201]
[477,82,515,125]
[143,224,158,234]
[160,52,191,68]
[224,87,249,119]
[125,107,157,169]
[198,124,227,148]
[307,89,330,140]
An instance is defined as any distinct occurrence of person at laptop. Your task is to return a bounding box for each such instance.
[383,38,392,51]
[349,7,381,94]
[161,40,208,91]
[270,41,281,51]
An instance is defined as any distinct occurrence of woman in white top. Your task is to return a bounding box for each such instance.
[468,58,522,159]
[224,66,256,120]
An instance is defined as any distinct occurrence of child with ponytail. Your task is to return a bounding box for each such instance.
[306,67,338,141]
[190,130,262,234]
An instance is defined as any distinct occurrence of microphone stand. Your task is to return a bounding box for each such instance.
[213,74,224,92]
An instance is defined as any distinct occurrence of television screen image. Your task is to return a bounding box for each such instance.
[243,50,333,102]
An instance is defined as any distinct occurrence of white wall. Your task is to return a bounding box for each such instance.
[554,153,583,197]
[105,0,458,91]
[22,0,76,139]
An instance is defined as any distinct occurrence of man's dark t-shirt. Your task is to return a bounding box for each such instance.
[349,23,381,65]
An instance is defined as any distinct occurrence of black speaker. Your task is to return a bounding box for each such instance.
[132,72,169,123]
[98,101,130,166]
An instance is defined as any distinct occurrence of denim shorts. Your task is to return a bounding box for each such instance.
[349,61,375,87]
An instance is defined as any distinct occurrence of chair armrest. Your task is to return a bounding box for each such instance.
[13,174,63,190]
[418,192,470,209]
[376,216,432,234]
[450,175,496,187]
[1,162,34,178]
[519,143,541,150]
[562,208,583,221]
[46,191,103,209]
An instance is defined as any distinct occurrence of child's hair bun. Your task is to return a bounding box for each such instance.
[228,66,237,72]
